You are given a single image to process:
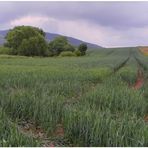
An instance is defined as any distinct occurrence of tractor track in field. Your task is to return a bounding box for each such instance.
[64,57,131,106]
[6,116,59,146]
[17,120,66,147]
[17,121,53,147]
[84,50,129,90]
[132,56,146,90]
[113,57,130,73]
[119,54,145,90]
[105,49,116,56]
[136,75,148,124]
[132,67,144,90]
[134,49,148,123]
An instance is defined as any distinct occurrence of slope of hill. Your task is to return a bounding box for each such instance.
[0,30,103,48]
[0,30,7,45]
[0,35,5,45]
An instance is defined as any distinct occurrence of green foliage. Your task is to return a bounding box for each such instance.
[78,43,88,55]
[18,35,48,56]
[48,36,68,56]
[63,44,75,52]
[74,49,81,56]
[48,36,75,56]
[60,51,76,57]
[0,46,13,55]
[5,26,47,56]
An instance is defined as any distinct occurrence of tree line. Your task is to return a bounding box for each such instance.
[4,26,87,57]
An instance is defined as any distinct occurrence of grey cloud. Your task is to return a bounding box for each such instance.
[1,2,148,47]
[1,2,148,29]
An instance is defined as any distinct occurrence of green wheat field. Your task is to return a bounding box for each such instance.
[0,47,148,146]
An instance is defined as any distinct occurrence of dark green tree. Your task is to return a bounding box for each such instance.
[48,36,75,56]
[78,43,87,55]
[5,26,47,56]
[18,35,48,56]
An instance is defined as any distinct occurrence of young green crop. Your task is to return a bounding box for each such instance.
[0,109,39,146]
[0,47,147,146]
[63,75,148,146]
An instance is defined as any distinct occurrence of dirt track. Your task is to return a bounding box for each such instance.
[18,121,65,147]
[133,68,144,90]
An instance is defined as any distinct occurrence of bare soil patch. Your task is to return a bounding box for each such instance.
[144,115,148,123]
[139,47,148,56]
[132,68,144,90]
[17,121,65,147]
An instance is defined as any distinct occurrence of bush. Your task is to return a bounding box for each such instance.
[48,36,76,56]
[48,36,68,56]
[59,51,76,57]
[74,49,81,56]
[63,44,75,52]
[0,46,13,55]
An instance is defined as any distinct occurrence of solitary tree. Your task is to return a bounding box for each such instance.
[78,43,87,55]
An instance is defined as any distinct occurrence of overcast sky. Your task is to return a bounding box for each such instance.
[1,1,148,47]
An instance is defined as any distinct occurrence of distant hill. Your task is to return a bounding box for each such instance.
[0,30,7,45]
[0,35,5,45]
[0,30,103,48]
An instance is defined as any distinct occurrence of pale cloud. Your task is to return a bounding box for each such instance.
[9,15,108,47]
[8,15,148,47]
[10,15,50,28]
